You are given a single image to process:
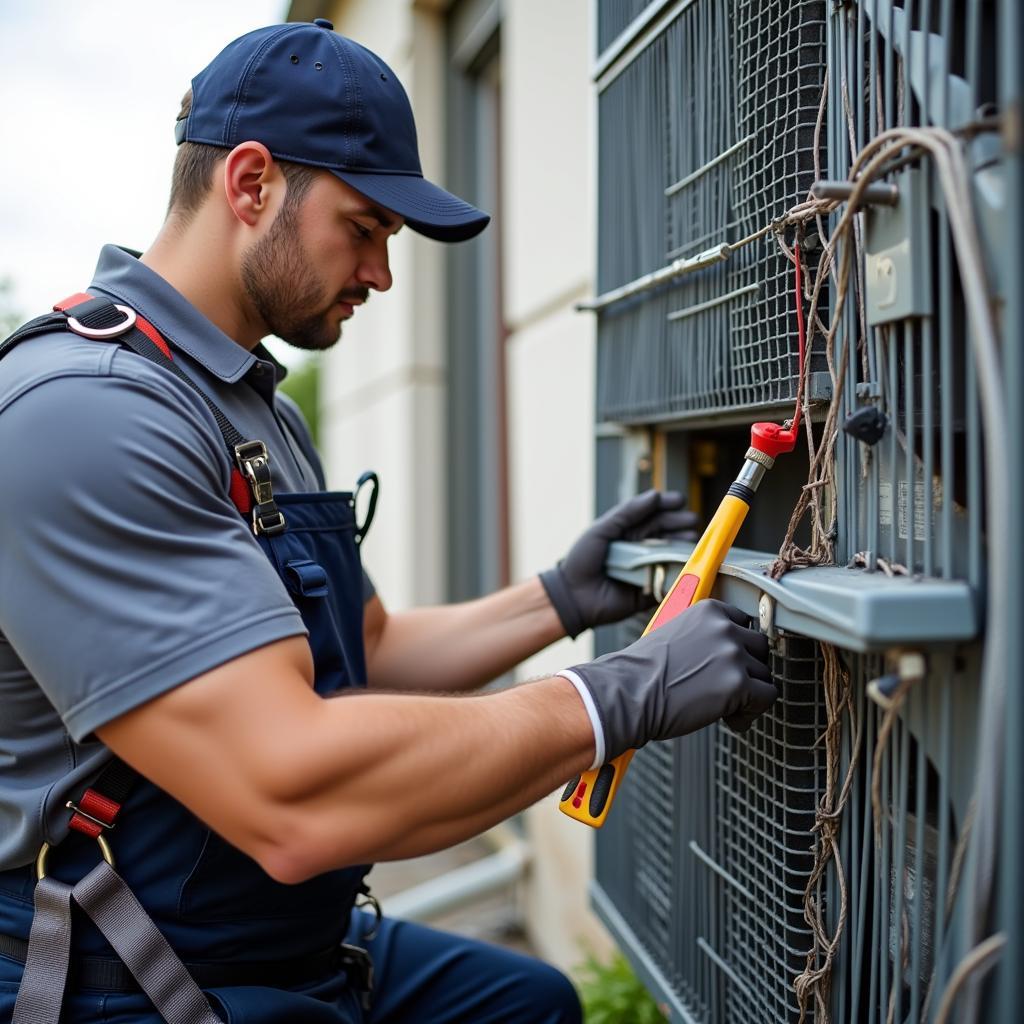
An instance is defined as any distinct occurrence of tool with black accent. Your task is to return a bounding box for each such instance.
[559,246,809,828]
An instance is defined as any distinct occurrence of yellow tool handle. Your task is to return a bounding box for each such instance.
[559,493,752,828]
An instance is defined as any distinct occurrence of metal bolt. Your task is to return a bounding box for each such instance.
[898,651,926,681]
[758,593,775,637]
[651,564,667,603]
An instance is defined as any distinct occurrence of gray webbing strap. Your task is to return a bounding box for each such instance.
[12,861,221,1024]
[72,861,221,1024]
[11,877,73,1024]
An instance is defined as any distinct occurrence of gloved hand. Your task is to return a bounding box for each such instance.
[560,600,776,764]
[540,490,698,638]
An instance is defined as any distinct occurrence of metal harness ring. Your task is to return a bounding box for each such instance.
[66,304,137,339]
[36,834,115,880]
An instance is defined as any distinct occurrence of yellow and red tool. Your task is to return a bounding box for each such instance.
[559,246,808,828]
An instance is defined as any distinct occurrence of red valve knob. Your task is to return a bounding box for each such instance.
[750,421,799,459]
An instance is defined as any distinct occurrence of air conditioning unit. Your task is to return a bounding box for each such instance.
[588,0,1005,1019]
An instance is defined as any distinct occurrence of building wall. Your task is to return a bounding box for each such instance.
[320,0,448,610]
[501,0,607,969]
[317,0,614,971]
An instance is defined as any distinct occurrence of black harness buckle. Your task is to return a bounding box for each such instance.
[339,943,374,1010]
[234,440,287,536]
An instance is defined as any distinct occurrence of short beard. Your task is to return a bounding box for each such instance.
[240,201,341,352]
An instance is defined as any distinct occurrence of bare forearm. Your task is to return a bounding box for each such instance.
[367,577,566,693]
[102,652,593,884]
[263,677,591,876]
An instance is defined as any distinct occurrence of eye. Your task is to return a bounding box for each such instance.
[351,221,373,241]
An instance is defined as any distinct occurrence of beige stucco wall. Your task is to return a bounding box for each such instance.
[500,0,610,969]
[319,0,614,971]
[320,0,448,609]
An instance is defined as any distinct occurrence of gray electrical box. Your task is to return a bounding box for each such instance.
[865,167,933,325]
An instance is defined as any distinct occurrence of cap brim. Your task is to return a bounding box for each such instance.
[331,170,489,243]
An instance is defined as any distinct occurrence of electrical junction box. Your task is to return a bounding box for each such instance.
[865,167,933,325]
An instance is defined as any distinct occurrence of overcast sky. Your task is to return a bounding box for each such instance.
[0,1,301,357]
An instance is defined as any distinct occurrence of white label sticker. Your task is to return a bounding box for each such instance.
[879,480,893,527]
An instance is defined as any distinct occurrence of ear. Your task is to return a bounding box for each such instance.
[222,142,283,227]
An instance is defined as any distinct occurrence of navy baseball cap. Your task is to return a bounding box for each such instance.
[175,19,489,243]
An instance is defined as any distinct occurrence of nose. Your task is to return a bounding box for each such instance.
[356,238,393,293]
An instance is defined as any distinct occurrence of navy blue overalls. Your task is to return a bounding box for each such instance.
[0,294,583,1024]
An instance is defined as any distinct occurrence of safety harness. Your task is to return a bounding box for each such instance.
[2,293,288,536]
[1,294,379,1023]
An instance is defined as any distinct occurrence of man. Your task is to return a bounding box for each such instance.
[0,20,776,1024]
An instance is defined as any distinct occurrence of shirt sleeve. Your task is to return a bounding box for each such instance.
[0,371,308,742]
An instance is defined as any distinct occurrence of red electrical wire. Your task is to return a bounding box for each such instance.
[748,239,807,459]
[788,240,806,442]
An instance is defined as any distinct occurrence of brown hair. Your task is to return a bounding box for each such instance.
[167,89,318,223]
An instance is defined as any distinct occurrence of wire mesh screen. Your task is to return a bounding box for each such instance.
[713,636,826,1024]
[595,628,979,1023]
[595,618,723,1022]
[727,0,828,408]
[595,0,827,423]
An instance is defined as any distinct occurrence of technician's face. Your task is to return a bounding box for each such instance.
[241,172,402,351]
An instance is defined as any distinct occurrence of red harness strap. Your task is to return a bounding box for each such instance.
[53,292,253,517]
[54,293,173,360]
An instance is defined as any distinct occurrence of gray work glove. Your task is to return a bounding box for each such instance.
[561,600,776,763]
[540,490,698,638]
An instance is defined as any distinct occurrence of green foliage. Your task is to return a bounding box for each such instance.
[575,952,667,1024]
[278,355,321,446]
[0,277,24,338]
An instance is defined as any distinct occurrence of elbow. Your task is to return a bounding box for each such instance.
[245,802,377,884]
[258,840,322,886]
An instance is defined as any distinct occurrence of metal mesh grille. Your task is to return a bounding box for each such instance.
[713,636,825,1023]
[595,0,828,423]
[628,741,676,953]
[597,0,659,55]
[594,622,722,1022]
[727,0,827,407]
[595,626,978,1023]
[832,649,976,1023]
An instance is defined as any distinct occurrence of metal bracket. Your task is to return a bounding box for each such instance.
[811,180,899,206]
[605,540,978,651]
[651,564,668,603]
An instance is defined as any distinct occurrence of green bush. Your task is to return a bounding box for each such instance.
[278,356,320,446]
[575,952,666,1024]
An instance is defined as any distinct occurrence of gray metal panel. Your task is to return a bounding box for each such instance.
[605,539,978,650]
[592,884,706,1024]
[594,0,829,423]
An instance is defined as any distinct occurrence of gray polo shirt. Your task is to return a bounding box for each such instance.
[0,245,370,868]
